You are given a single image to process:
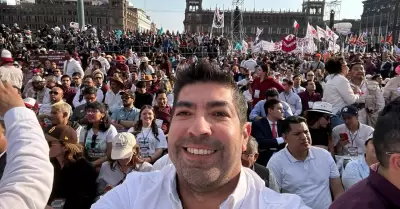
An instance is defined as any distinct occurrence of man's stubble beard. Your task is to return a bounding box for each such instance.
[170,135,242,193]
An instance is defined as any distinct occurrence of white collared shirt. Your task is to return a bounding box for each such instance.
[323,74,359,114]
[63,58,84,78]
[92,165,310,209]
[267,118,285,145]
[104,90,123,113]
[267,146,340,209]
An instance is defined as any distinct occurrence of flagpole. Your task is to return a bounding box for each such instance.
[210,6,216,39]
[371,14,375,48]
[378,13,382,52]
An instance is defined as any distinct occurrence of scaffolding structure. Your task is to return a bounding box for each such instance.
[230,0,246,45]
[324,0,342,21]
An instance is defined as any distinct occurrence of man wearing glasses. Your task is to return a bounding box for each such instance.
[241,137,279,192]
[38,87,64,117]
[110,90,140,131]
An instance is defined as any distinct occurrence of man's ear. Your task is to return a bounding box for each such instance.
[282,133,289,143]
[242,123,251,152]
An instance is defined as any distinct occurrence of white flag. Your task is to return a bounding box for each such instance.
[325,25,334,40]
[306,23,318,40]
[212,8,224,29]
[316,26,326,41]
[255,27,263,42]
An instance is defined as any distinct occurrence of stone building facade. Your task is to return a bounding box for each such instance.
[183,0,326,42]
[0,0,138,32]
[361,0,400,45]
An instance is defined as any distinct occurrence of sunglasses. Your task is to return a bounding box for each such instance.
[122,96,132,100]
[49,91,59,95]
[95,77,103,79]
[91,134,98,149]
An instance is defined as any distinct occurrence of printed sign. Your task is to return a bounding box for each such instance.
[29,51,65,68]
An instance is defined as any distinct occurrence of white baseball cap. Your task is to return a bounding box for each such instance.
[111,132,137,160]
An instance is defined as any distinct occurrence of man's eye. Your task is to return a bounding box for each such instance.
[213,112,228,117]
[176,111,191,116]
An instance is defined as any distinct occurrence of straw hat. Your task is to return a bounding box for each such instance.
[143,75,153,82]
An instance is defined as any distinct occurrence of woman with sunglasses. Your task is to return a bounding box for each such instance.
[79,102,118,170]
[128,105,167,164]
[305,101,335,153]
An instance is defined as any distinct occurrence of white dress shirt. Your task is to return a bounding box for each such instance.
[0,107,53,209]
[323,74,359,114]
[267,118,285,145]
[63,58,84,78]
[104,90,123,113]
[152,154,173,171]
[92,165,310,209]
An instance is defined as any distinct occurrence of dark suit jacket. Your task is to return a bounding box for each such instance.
[0,152,6,181]
[254,163,270,187]
[251,118,286,166]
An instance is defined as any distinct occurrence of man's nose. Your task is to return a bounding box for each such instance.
[187,116,212,137]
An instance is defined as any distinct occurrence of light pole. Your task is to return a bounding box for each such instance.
[77,0,85,30]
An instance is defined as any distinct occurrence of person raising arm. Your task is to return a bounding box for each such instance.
[0,81,54,209]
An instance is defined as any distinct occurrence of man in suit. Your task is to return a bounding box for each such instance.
[251,99,285,166]
[241,137,279,192]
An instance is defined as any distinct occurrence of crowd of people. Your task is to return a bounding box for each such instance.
[0,25,400,209]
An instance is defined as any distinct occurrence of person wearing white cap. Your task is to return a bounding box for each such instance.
[97,132,153,195]
[341,132,378,190]
[0,49,23,89]
[305,101,334,152]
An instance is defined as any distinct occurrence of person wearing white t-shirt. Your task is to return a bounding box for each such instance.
[267,116,344,209]
[332,105,374,156]
[79,102,118,170]
[128,105,167,164]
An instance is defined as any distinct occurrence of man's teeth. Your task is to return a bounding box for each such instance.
[186,148,216,155]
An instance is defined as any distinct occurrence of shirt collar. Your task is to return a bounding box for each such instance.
[0,151,5,159]
[284,147,315,163]
[167,165,249,208]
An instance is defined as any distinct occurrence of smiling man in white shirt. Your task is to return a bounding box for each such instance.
[92,61,309,209]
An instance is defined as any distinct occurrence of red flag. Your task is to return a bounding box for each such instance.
[281,34,297,53]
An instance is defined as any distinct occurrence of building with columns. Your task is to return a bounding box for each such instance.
[361,0,400,46]
[183,0,326,42]
[0,0,139,32]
